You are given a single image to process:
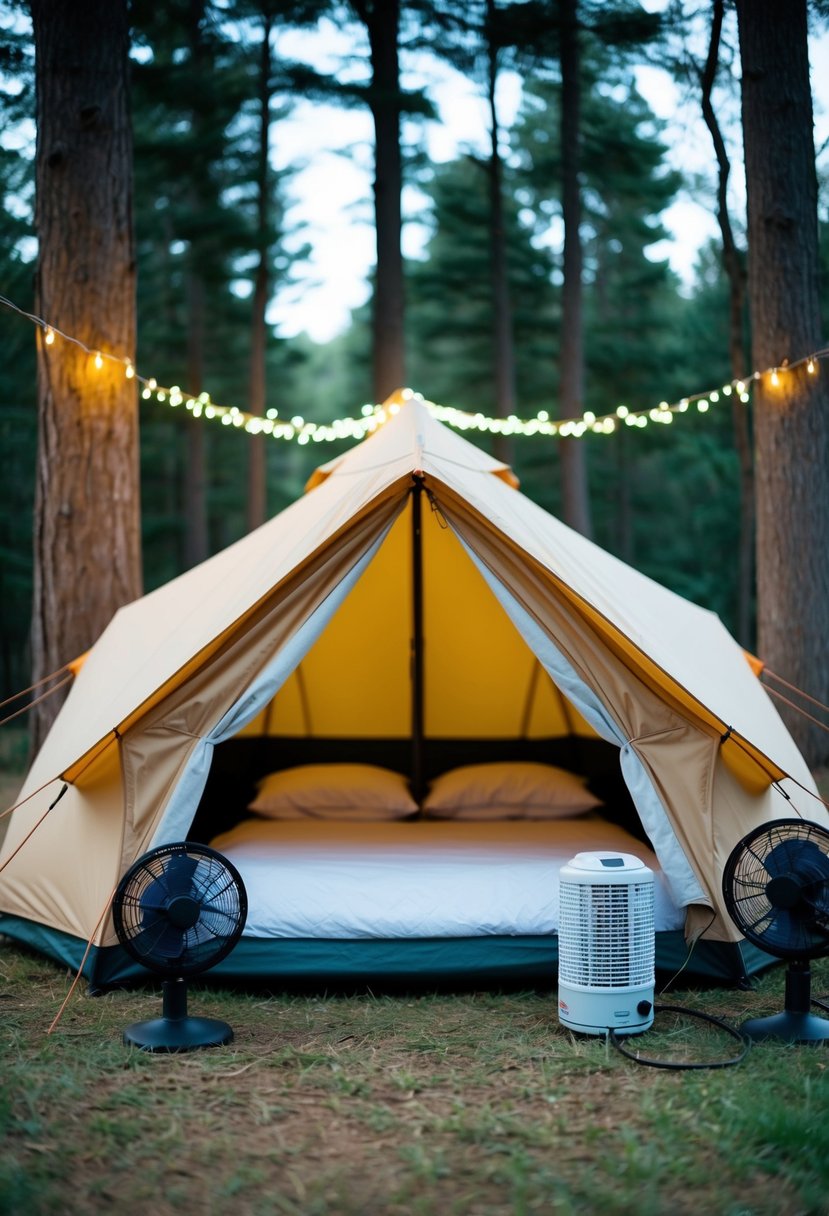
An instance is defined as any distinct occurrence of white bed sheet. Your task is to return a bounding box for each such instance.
[210,814,686,940]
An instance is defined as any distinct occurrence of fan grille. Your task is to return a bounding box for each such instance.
[559,879,654,988]
[722,819,829,960]
[113,843,247,977]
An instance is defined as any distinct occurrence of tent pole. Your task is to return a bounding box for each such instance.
[411,476,425,802]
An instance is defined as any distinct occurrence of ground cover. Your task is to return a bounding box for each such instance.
[1,939,829,1216]
[2,735,829,1214]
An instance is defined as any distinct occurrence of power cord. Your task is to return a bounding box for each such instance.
[608,1003,750,1070]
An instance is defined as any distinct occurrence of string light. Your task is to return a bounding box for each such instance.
[1,293,826,446]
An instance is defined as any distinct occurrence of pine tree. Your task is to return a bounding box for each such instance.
[30,0,141,750]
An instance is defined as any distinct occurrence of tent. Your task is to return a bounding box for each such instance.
[0,391,824,988]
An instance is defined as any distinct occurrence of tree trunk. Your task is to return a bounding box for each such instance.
[357,0,406,403]
[557,0,592,537]
[183,268,209,567]
[700,0,754,649]
[486,0,516,467]
[182,0,210,568]
[247,11,273,533]
[736,0,829,767]
[30,0,141,752]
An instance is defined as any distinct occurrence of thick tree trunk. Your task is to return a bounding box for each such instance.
[737,0,829,766]
[357,0,406,403]
[700,0,754,648]
[30,0,141,752]
[247,12,273,533]
[558,0,592,537]
[486,0,516,467]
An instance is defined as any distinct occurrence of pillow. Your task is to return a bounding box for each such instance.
[247,763,418,821]
[422,761,602,820]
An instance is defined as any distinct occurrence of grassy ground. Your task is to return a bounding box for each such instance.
[2,941,829,1214]
[2,735,829,1214]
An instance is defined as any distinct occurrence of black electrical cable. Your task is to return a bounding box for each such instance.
[608,1003,750,1070]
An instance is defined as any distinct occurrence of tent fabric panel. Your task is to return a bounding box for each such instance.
[436,492,729,918]
[32,472,411,787]
[419,434,812,793]
[422,509,577,739]
[147,528,393,848]
[118,494,408,872]
[458,535,707,911]
[0,745,124,943]
[267,508,413,738]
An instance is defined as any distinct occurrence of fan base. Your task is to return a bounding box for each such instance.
[741,1010,829,1045]
[123,1016,234,1053]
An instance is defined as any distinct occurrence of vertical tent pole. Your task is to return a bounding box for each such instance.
[411,476,425,802]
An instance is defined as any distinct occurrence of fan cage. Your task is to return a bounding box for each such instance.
[559,879,655,989]
[113,843,247,978]
[722,818,829,961]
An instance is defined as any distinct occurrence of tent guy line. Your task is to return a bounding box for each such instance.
[2,292,826,445]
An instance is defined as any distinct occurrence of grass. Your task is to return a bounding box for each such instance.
[2,733,829,1214]
[1,943,829,1216]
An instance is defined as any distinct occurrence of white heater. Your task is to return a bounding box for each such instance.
[558,851,655,1036]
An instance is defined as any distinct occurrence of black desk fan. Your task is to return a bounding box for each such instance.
[722,818,829,1043]
[111,842,247,1052]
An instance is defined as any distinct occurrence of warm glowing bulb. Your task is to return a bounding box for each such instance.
[94,351,103,370]
[807,358,816,374]
[770,370,780,387]
[125,361,135,379]
[44,327,55,346]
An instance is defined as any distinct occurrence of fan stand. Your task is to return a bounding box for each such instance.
[742,960,829,1044]
[123,978,234,1053]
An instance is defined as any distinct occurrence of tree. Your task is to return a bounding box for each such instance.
[29,0,141,750]
[350,0,406,402]
[697,0,753,648]
[736,0,829,766]
[246,7,274,532]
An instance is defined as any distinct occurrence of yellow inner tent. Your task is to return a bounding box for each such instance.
[239,492,591,743]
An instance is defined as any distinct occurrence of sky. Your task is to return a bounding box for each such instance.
[266,12,829,345]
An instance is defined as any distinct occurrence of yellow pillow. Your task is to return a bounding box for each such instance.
[248,763,418,820]
[422,761,602,820]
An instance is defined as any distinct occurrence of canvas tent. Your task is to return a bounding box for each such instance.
[0,391,824,987]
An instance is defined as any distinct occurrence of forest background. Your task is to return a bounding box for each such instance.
[1,1,828,758]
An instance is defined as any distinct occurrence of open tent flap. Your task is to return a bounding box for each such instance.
[151,486,703,918]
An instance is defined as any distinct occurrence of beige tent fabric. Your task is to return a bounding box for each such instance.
[0,391,824,951]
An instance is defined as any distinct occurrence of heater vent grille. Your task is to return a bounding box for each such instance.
[559,879,654,988]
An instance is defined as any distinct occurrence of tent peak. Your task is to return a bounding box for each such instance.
[305,389,520,492]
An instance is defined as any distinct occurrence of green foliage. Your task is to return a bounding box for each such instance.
[407,154,558,420]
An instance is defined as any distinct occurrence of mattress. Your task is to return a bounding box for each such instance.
[210,814,685,941]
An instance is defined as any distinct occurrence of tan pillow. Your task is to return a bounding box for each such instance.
[422,761,602,820]
[248,763,418,820]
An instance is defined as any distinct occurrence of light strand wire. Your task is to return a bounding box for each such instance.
[2,292,826,445]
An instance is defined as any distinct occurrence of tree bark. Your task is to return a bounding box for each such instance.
[355,0,406,403]
[700,0,754,648]
[247,10,273,533]
[30,0,141,752]
[736,0,829,766]
[182,0,210,568]
[486,0,516,467]
[558,0,592,537]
